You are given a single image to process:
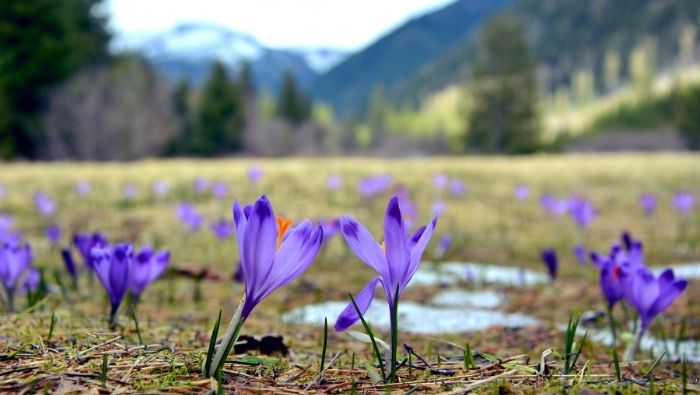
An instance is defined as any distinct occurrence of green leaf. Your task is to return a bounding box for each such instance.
[202,310,222,377]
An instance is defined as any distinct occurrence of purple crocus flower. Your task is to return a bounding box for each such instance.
[22,267,40,294]
[61,248,78,283]
[334,196,438,331]
[449,181,466,197]
[673,191,696,215]
[152,180,170,198]
[234,195,323,318]
[247,166,264,184]
[540,248,558,281]
[210,219,234,240]
[540,195,568,216]
[514,185,530,201]
[358,175,392,198]
[45,225,61,245]
[34,192,56,217]
[320,218,340,243]
[334,197,438,381]
[92,243,132,326]
[73,232,109,271]
[435,234,452,259]
[75,181,91,197]
[573,244,587,265]
[130,246,170,300]
[207,195,324,377]
[568,196,596,228]
[193,177,209,194]
[626,269,687,332]
[639,193,657,216]
[211,182,229,199]
[433,173,448,189]
[123,183,138,200]
[0,243,32,309]
[175,203,203,232]
[327,175,342,191]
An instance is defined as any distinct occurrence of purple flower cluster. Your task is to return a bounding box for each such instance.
[175,203,204,232]
[358,175,392,198]
[0,240,39,310]
[673,191,696,215]
[540,194,597,228]
[34,192,56,217]
[326,175,342,191]
[247,166,264,184]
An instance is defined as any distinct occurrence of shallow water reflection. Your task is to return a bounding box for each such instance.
[411,262,548,287]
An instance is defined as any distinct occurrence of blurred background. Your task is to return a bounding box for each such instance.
[2,0,700,160]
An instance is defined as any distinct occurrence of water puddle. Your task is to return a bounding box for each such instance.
[282,301,539,334]
[431,289,504,309]
[573,326,700,362]
[411,262,548,288]
[652,262,700,280]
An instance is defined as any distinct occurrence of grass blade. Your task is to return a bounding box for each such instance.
[349,293,386,380]
[319,317,328,376]
[130,304,144,346]
[47,312,57,342]
[611,347,621,382]
[202,310,222,377]
[100,354,108,387]
[643,349,666,378]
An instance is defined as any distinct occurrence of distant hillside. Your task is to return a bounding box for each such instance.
[310,0,512,116]
[113,22,348,92]
[399,0,700,104]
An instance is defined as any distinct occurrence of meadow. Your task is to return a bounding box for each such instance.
[0,154,698,393]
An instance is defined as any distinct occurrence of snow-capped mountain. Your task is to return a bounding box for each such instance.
[112,22,348,92]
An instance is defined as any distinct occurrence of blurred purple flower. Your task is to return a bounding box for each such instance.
[193,177,209,194]
[211,182,229,199]
[335,196,438,333]
[435,234,452,258]
[130,246,170,300]
[233,195,323,319]
[540,194,569,216]
[358,175,392,198]
[433,173,448,189]
[0,214,14,234]
[75,181,91,197]
[247,166,264,184]
[638,193,657,216]
[210,219,234,240]
[449,181,466,197]
[123,183,138,200]
[514,185,530,201]
[568,196,596,228]
[320,218,340,243]
[45,225,61,245]
[432,200,446,215]
[152,181,170,198]
[393,186,416,228]
[0,243,32,309]
[573,244,586,265]
[175,203,203,232]
[673,191,696,215]
[92,243,132,326]
[73,232,109,271]
[61,248,77,282]
[22,267,40,294]
[326,175,342,191]
[540,248,558,281]
[34,192,56,216]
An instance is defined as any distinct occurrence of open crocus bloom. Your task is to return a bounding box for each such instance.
[73,232,108,271]
[130,246,170,300]
[92,243,132,325]
[0,243,32,308]
[233,195,323,318]
[626,269,687,331]
[335,196,438,332]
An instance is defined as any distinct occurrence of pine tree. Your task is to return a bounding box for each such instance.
[0,0,110,158]
[465,16,539,154]
[676,85,700,150]
[171,78,192,154]
[276,71,310,125]
[192,61,243,155]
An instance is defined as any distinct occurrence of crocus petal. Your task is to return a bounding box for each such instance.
[148,250,170,283]
[384,197,409,286]
[232,201,248,254]
[404,216,438,285]
[339,216,387,277]
[409,226,426,248]
[91,247,113,295]
[648,270,687,319]
[335,277,382,331]
[109,245,131,307]
[629,271,660,322]
[242,196,277,301]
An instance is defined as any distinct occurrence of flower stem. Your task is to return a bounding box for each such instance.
[389,284,400,383]
[606,304,617,345]
[208,297,246,377]
[625,327,645,362]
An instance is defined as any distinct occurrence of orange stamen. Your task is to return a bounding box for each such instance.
[276,216,293,250]
[381,241,386,253]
